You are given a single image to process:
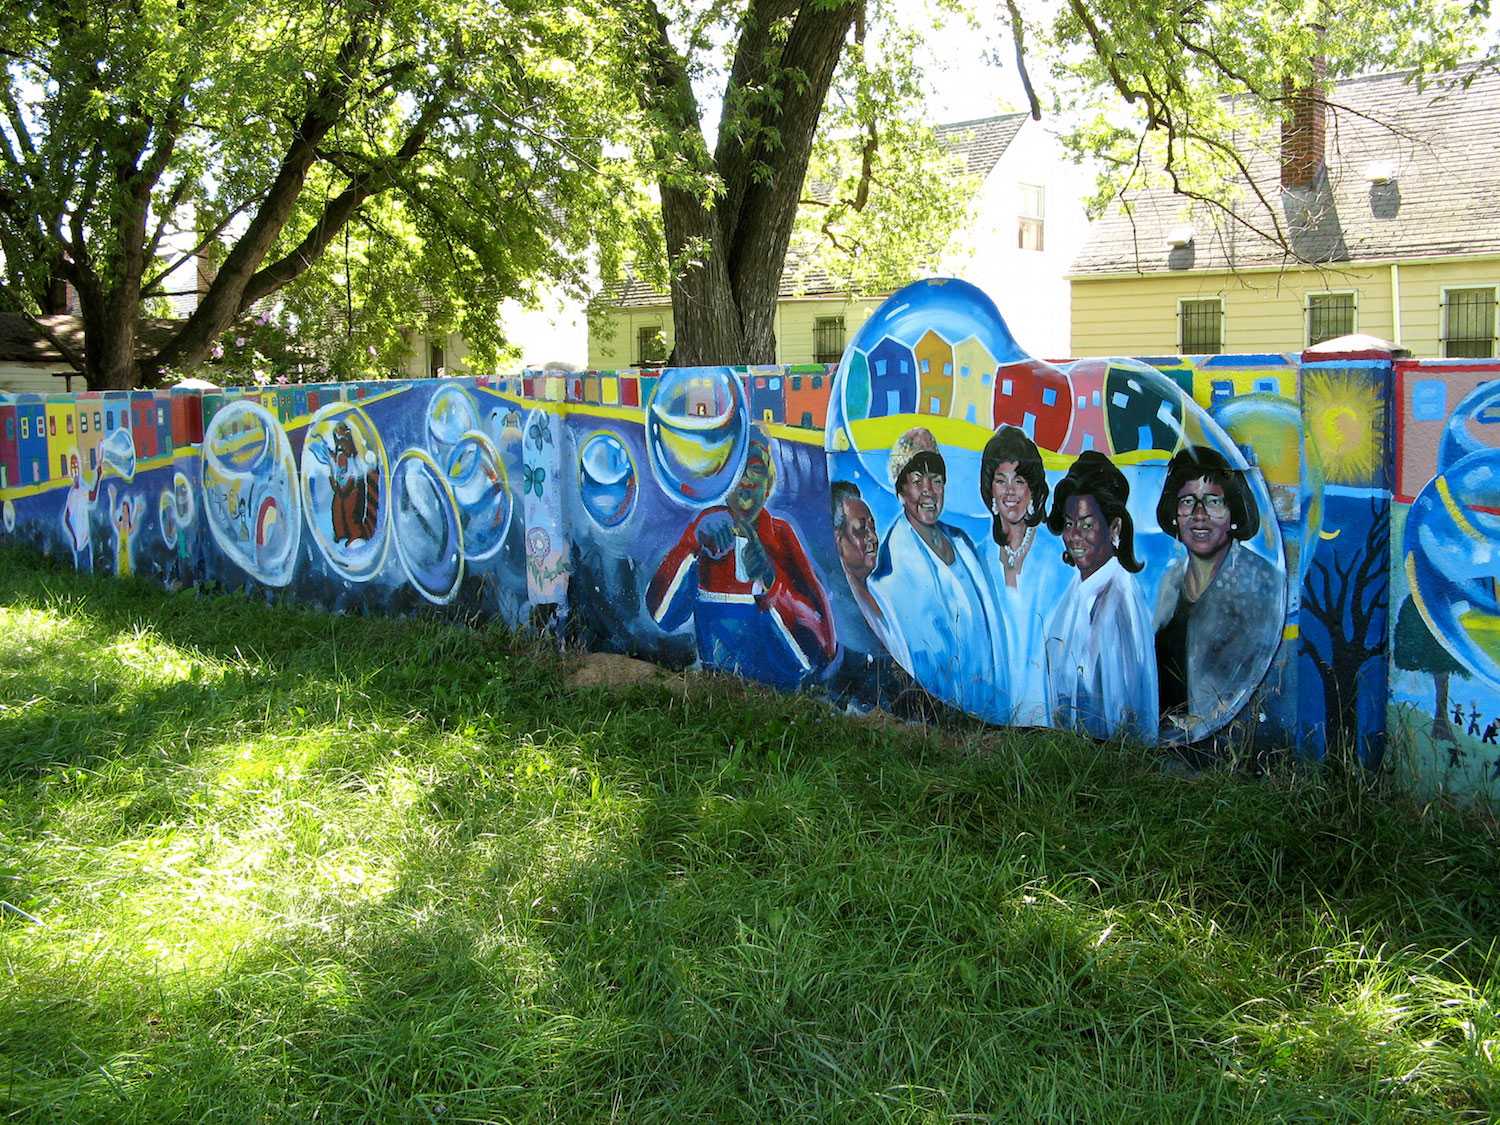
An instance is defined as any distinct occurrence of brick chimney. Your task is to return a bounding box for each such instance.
[1281,56,1327,190]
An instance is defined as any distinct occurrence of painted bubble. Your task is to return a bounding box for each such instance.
[172,471,196,530]
[1404,448,1500,686]
[201,401,301,586]
[645,366,750,506]
[1437,381,1500,474]
[299,403,391,582]
[392,448,464,603]
[100,428,137,483]
[579,431,637,528]
[2,500,14,534]
[445,430,511,561]
[427,384,480,467]
[158,490,177,549]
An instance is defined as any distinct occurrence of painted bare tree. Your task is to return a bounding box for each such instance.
[1301,500,1390,761]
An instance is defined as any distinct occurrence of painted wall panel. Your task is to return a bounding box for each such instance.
[9,278,1500,799]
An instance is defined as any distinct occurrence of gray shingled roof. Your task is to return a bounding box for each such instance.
[0,314,180,364]
[1071,62,1500,276]
[611,113,1030,309]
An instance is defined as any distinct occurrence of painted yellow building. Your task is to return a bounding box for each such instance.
[1071,65,1500,361]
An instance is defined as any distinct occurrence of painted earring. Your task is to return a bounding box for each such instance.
[992,499,1000,515]
[1231,522,1238,530]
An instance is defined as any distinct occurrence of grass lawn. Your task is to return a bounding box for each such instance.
[0,547,1497,1122]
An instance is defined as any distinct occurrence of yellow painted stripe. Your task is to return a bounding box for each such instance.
[1436,475,1482,541]
[1282,624,1299,640]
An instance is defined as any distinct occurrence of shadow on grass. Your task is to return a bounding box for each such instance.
[3,547,1499,1119]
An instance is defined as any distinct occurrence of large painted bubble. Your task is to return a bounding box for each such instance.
[579,431,637,528]
[1437,381,1500,474]
[299,403,391,582]
[825,278,1284,743]
[445,430,512,561]
[202,401,301,587]
[1405,448,1500,686]
[645,366,750,506]
[391,449,464,603]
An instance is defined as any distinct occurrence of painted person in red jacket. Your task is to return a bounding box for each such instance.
[329,421,379,544]
[646,428,835,689]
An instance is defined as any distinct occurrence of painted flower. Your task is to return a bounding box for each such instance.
[526,527,550,559]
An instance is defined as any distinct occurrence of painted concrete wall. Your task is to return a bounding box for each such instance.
[3,279,1494,799]
[1072,257,1500,357]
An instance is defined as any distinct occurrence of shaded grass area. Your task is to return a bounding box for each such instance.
[0,547,1496,1122]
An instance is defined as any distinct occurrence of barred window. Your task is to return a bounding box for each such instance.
[637,325,666,366]
[1307,292,1356,346]
[813,316,845,364]
[1179,298,1223,354]
[1443,287,1497,358]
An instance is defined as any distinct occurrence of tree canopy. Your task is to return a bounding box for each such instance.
[0,0,645,388]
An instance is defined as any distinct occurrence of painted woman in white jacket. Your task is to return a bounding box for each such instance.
[1043,452,1157,740]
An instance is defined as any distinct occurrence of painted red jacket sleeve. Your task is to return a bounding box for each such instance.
[760,514,836,665]
[645,513,703,631]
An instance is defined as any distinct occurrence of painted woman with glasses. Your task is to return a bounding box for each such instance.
[1153,445,1281,738]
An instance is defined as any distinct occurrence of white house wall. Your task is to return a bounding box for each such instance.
[942,122,1090,360]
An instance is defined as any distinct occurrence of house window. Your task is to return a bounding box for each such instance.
[80,413,88,434]
[1443,287,1497,358]
[1179,298,1223,354]
[637,325,666,366]
[813,316,845,363]
[20,417,28,440]
[429,341,445,378]
[48,416,56,436]
[1307,291,1356,346]
[66,414,73,434]
[1018,184,1045,251]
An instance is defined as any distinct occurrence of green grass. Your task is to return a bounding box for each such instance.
[0,547,1496,1122]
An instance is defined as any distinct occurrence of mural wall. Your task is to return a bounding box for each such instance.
[2,279,1491,797]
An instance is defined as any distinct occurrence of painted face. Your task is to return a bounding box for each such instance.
[990,460,1032,526]
[1174,477,1232,559]
[729,441,773,521]
[836,495,879,580]
[899,467,945,528]
[1062,492,1117,579]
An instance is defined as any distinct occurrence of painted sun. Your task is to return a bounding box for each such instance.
[1303,370,1383,485]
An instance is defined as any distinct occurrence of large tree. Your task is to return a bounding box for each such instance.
[0,0,641,388]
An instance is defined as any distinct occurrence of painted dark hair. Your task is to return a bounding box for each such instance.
[979,425,1048,543]
[895,448,947,492]
[830,480,862,534]
[1045,450,1143,573]
[1154,445,1259,540]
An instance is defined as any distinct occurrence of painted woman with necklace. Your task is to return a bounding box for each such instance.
[1152,445,1283,740]
[980,425,1070,726]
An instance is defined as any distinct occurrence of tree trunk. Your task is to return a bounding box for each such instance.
[1432,671,1454,742]
[642,0,857,368]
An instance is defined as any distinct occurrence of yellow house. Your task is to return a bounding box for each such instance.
[1070,64,1500,360]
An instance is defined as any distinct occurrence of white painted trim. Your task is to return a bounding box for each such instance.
[1390,263,1402,346]
[1068,248,1500,281]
